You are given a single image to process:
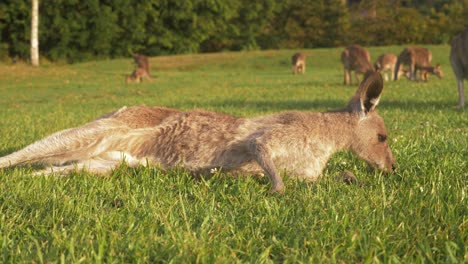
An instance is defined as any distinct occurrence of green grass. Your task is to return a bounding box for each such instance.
[0,45,466,263]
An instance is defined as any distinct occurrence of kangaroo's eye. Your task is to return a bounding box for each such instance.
[378,134,387,142]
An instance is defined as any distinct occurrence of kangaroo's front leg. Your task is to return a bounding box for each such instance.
[249,137,284,194]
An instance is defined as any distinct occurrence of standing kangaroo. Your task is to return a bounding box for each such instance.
[291,53,306,74]
[450,28,468,108]
[394,47,443,81]
[132,53,151,76]
[374,53,410,81]
[0,73,395,193]
[341,45,374,85]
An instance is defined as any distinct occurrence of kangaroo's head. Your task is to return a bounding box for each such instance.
[346,72,397,173]
[373,61,381,72]
[396,68,411,80]
[432,64,443,79]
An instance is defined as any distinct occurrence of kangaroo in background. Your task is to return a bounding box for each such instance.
[341,45,374,85]
[126,68,151,84]
[132,53,151,76]
[416,64,443,81]
[394,47,442,81]
[450,28,468,108]
[374,53,410,81]
[291,53,306,74]
[126,53,152,83]
[0,72,395,193]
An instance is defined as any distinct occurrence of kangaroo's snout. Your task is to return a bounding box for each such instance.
[367,160,396,174]
[382,151,397,174]
[383,162,397,174]
[385,152,397,174]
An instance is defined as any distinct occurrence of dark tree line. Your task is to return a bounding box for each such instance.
[0,0,467,63]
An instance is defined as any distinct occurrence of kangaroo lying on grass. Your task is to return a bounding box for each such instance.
[0,72,395,193]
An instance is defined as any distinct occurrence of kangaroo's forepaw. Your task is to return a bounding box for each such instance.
[339,170,358,185]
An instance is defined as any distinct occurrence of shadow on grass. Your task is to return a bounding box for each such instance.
[207,99,345,112]
[207,98,459,112]
[382,99,461,111]
[0,147,18,157]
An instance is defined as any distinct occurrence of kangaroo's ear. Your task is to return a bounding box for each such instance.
[347,71,384,114]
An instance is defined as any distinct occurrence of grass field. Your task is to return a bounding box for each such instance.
[0,45,466,263]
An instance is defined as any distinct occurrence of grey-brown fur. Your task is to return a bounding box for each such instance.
[291,53,306,74]
[416,64,443,81]
[132,53,150,76]
[126,53,152,83]
[0,73,396,193]
[341,45,374,85]
[450,28,468,108]
[126,68,151,84]
[394,47,442,81]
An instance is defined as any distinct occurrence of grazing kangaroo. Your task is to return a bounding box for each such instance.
[394,47,442,81]
[341,45,374,85]
[126,53,152,83]
[416,64,443,81]
[126,68,151,84]
[450,28,468,108]
[0,73,395,193]
[291,53,306,74]
[374,53,410,81]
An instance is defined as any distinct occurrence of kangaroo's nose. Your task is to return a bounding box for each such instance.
[391,163,397,173]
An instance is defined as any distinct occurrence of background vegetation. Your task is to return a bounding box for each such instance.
[0,45,466,262]
[1,0,468,62]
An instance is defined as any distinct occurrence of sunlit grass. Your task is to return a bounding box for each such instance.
[0,46,466,262]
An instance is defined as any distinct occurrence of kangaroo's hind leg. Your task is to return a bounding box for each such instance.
[0,118,130,169]
[248,137,284,194]
[33,149,153,176]
[33,159,120,176]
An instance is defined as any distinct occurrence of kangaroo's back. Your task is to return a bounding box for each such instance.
[97,106,181,128]
[397,47,430,66]
[413,47,432,66]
